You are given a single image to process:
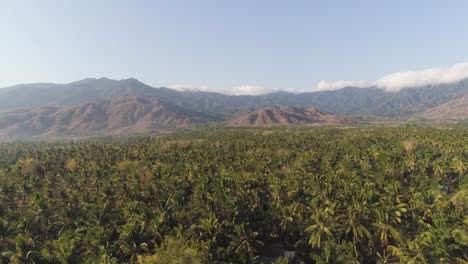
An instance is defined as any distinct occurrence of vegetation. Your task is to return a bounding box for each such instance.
[0,126,466,263]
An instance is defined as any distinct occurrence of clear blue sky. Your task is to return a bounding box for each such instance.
[1,0,468,91]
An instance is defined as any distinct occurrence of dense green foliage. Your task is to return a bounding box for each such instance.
[0,127,467,263]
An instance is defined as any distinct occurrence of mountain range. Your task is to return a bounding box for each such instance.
[0,77,466,140]
[2,77,468,116]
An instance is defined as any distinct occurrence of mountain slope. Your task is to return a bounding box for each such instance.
[0,77,467,118]
[0,78,175,112]
[228,106,349,126]
[0,95,220,140]
[418,97,468,120]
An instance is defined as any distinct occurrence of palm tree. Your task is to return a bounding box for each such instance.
[41,230,81,264]
[372,207,403,263]
[227,224,263,263]
[115,220,153,262]
[305,201,337,262]
[451,158,466,189]
[4,234,39,264]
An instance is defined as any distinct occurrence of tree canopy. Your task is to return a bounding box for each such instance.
[0,126,466,263]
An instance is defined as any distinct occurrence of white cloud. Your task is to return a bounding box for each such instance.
[168,84,298,95]
[314,80,369,91]
[375,62,468,91]
[168,84,212,92]
[228,85,275,96]
[314,62,468,92]
[170,62,468,94]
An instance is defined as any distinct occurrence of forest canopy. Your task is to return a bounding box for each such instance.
[0,126,467,263]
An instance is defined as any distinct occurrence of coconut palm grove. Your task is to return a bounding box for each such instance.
[0,126,466,263]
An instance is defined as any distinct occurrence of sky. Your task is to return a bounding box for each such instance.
[1,0,468,94]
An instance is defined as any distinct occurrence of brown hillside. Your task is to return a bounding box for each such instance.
[419,97,468,120]
[0,95,220,140]
[228,106,349,126]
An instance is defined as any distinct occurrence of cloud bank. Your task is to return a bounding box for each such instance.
[375,62,468,91]
[315,80,369,91]
[315,62,468,92]
[169,84,287,96]
[228,85,276,96]
[170,62,468,95]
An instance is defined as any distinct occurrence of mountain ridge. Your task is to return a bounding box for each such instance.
[418,96,468,120]
[228,106,350,126]
[0,77,467,119]
[0,95,220,140]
